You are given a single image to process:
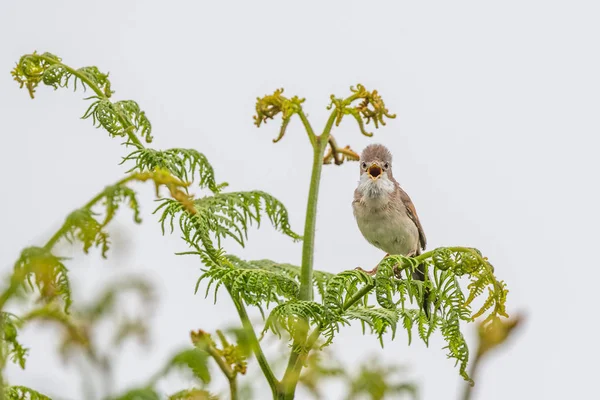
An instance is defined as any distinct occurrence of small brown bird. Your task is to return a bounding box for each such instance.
[352,143,431,315]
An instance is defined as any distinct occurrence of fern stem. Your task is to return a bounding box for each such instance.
[296,109,316,147]
[204,343,238,400]
[281,110,339,399]
[33,54,145,148]
[461,353,481,400]
[299,110,338,301]
[343,282,375,310]
[282,281,375,398]
[229,292,280,397]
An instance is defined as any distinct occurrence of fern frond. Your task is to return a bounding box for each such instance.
[12,52,150,145]
[264,300,340,345]
[63,209,110,257]
[162,348,211,384]
[1,312,28,369]
[110,388,160,400]
[4,385,51,400]
[155,190,300,260]
[197,256,299,310]
[13,247,72,312]
[429,247,509,321]
[345,307,399,345]
[123,148,225,193]
[168,389,218,400]
[20,304,89,351]
[441,309,471,384]
[323,270,373,310]
[85,278,154,322]
[101,184,142,226]
[361,247,508,383]
[224,257,332,300]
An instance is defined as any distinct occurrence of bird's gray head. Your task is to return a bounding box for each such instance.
[357,144,396,198]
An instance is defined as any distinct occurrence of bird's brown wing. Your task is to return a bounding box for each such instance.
[397,187,427,251]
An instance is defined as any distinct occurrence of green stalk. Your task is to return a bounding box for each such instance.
[204,341,238,400]
[298,111,337,301]
[229,292,280,398]
[280,110,339,399]
[298,142,324,301]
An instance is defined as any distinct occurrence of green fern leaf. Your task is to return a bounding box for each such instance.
[123,148,225,193]
[14,247,72,312]
[197,256,299,309]
[345,307,399,345]
[4,385,51,400]
[1,312,28,369]
[165,348,211,384]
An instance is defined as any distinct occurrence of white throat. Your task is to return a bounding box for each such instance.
[357,173,395,199]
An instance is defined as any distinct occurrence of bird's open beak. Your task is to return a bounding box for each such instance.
[367,164,382,180]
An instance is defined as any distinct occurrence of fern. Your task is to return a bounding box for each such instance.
[84,278,154,322]
[264,300,340,345]
[110,388,160,400]
[345,307,399,345]
[168,389,218,400]
[155,190,300,261]
[13,247,72,313]
[9,54,514,397]
[1,313,28,369]
[164,348,212,384]
[240,259,332,299]
[12,52,149,146]
[123,148,225,193]
[3,386,51,400]
[63,209,110,257]
[323,270,373,310]
[198,256,299,311]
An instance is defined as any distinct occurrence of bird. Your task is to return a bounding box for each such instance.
[352,143,431,317]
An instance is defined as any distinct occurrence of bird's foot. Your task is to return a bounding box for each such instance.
[355,266,378,275]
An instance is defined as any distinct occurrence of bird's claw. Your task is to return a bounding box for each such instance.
[355,266,378,276]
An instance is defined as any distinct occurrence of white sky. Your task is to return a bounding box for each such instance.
[1,1,599,399]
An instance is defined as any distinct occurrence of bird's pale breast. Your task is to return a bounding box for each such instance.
[353,195,419,256]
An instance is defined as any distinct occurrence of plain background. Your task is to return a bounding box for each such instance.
[1,1,599,399]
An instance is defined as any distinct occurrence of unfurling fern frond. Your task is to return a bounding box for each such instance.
[63,209,110,257]
[429,247,508,322]
[1,312,28,369]
[81,98,153,143]
[4,385,51,400]
[155,190,301,260]
[123,148,225,193]
[13,247,72,312]
[197,256,299,311]
[12,52,151,145]
[101,184,142,226]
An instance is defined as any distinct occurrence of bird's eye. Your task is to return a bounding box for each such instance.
[361,162,367,169]
[384,162,389,169]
